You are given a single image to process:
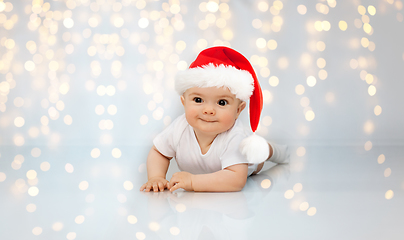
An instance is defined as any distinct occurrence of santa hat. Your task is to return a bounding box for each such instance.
[175,46,269,164]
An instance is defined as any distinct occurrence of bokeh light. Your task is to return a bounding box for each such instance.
[268,76,279,87]
[65,163,74,173]
[136,232,146,240]
[170,227,180,235]
[297,5,307,15]
[384,168,392,177]
[368,85,376,96]
[293,183,303,192]
[66,232,77,240]
[112,148,122,158]
[149,222,160,232]
[0,172,6,182]
[79,181,89,191]
[31,148,41,157]
[124,181,134,190]
[307,76,317,87]
[364,141,373,151]
[175,204,186,213]
[295,85,305,95]
[300,97,310,107]
[40,162,50,171]
[277,57,289,69]
[75,215,85,224]
[28,186,39,196]
[385,190,394,200]
[52,222,63,231]
[305,110,315,121]
[284,190,294,199]
[128,215,138,224]
[32,227,42,236]
[368,6,376,16]
[297,147,306,157]
[378,154,386,164]
[91,148,100,158]
[26,170,37,180]
[339,21,348,31]
[307,207,317,216]
[261,179,271,189]
[300,202,309,211]
[364,120,375,134]
[26,203,36,213]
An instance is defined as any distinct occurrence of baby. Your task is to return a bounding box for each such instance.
[140,46,288,192]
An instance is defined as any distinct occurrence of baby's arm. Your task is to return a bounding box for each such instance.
[140,146,172,192]
[169,163,248,192]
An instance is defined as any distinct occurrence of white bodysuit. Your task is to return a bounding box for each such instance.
[153,114,258,176]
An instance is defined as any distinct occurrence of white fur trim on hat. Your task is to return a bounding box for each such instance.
[175,63,254,101]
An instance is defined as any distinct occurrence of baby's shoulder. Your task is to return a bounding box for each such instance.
[169,114,190,143]
[169,113,189,129]
[217,119,247,144]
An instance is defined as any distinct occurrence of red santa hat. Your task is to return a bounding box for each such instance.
[175,46,269,163]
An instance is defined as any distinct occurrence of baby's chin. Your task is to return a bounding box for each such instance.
[194,125,233,135]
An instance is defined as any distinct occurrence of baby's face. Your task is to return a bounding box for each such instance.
[181,86,246,136]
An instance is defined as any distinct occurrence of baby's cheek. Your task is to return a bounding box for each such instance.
[185,108,198,119]
[222,114,237,128]
[184,108,198,125]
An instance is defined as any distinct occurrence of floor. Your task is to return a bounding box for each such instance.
[0,145,403,240]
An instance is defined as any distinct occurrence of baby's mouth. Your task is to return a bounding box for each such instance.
[200,118,217,123]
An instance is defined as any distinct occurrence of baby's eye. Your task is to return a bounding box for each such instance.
[218,99,228,106]
[193,97,202,103]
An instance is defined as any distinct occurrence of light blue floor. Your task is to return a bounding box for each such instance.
[0,145,403,240]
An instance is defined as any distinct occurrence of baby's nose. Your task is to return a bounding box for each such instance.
[203,106,215,115]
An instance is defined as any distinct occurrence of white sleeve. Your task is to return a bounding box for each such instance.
[220,134,249,169]
[152,114,187,158]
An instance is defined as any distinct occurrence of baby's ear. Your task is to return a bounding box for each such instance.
[180,95,185,106]
[237,101,247,115]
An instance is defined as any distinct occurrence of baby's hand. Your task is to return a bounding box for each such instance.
[169,171,194,192]
[140,177,170,192]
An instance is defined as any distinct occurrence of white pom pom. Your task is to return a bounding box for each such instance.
[239,133,270,164]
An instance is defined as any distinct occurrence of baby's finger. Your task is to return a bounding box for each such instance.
[170,182,181,192]
[144,183,152,192]
[158,182,165,191]
[153,183,159,192]
[169,176,178,187]
[140,183,146,191]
